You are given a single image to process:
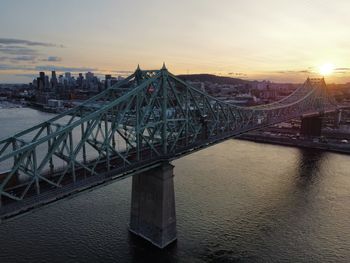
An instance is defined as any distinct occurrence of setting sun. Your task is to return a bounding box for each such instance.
[319,63,334,76]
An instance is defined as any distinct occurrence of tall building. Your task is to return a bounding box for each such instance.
[77,73,84,88]
[51,71,58,90]
[105,74,112,89]
[37,72,45,92]
[32,78,37,88]
[44,76,49,90]
[65,72,71,79]
[85,72,94,90]
[64,72,72,85]
[39,71,45,80]
[58,75,64,85]
[85,72,94,81]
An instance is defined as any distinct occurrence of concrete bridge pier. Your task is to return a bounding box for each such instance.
[335,110,342,128]
[129,161,177,248]
[300,115,323,137]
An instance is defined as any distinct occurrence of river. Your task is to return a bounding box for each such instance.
[0,108,349,262]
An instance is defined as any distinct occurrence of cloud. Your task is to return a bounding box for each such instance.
[12,56,37,61]
[15,73,38,78]
[0,64,31,70]
[110,70,134,74]
[0,38,63,47]
[228,72,247,77]
[0,46,38,55]
[0,38,64,59]
[0,55,37,64]
[274,69,312,74]
[0,64,98,73]
[40,56,62,62]
[1,55,62,63]
[333,68,350,74]
[335,67,350,71]
[35,65,98,72]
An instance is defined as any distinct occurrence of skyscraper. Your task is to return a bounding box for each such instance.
[58,75,64,85]
[77,73,84,88]
[85,72,94,90]
[44,76,50,90]
[37,72,45,91]
[65,72,71,79]
[51,71,58,90]
[105,74,112,89]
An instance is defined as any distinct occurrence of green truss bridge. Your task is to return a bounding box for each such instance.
[0,64,339,248]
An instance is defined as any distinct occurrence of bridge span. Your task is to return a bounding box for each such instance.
[0,65,338,247]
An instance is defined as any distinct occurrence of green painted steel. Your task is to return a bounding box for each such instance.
[0,65,337,213]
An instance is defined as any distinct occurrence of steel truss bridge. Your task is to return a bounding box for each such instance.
[0,64,338,219]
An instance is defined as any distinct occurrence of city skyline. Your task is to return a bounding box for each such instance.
[1,0,350,84]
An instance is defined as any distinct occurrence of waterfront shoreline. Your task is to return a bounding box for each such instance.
[237,133,350,155]
[0,101,24,109]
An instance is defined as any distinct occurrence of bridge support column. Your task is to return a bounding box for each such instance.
[300,116,322,137]
[335,110,342,128]
[129,161,177,248]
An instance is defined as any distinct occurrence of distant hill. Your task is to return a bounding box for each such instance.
[176,74,250,85]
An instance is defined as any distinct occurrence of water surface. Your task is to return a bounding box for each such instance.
[0,108,349,262]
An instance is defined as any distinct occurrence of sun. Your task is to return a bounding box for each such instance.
[319,63,334,76]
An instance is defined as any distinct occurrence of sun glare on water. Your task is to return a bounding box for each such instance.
[319,63,334,76]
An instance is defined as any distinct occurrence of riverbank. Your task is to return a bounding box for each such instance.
[0,101,24,109]
[238,133,350,155]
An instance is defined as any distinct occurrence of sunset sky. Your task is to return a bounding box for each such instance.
[1,0,350,83]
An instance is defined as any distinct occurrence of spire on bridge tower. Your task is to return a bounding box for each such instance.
[135,64,143,84]
[161,62,167,70]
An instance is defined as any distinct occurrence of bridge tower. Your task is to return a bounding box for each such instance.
[129,162,177,248]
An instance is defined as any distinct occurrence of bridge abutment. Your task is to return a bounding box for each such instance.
[300,116,323,137]
[129,161,177,248]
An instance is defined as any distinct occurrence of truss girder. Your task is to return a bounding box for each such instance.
[0,67,337,208]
